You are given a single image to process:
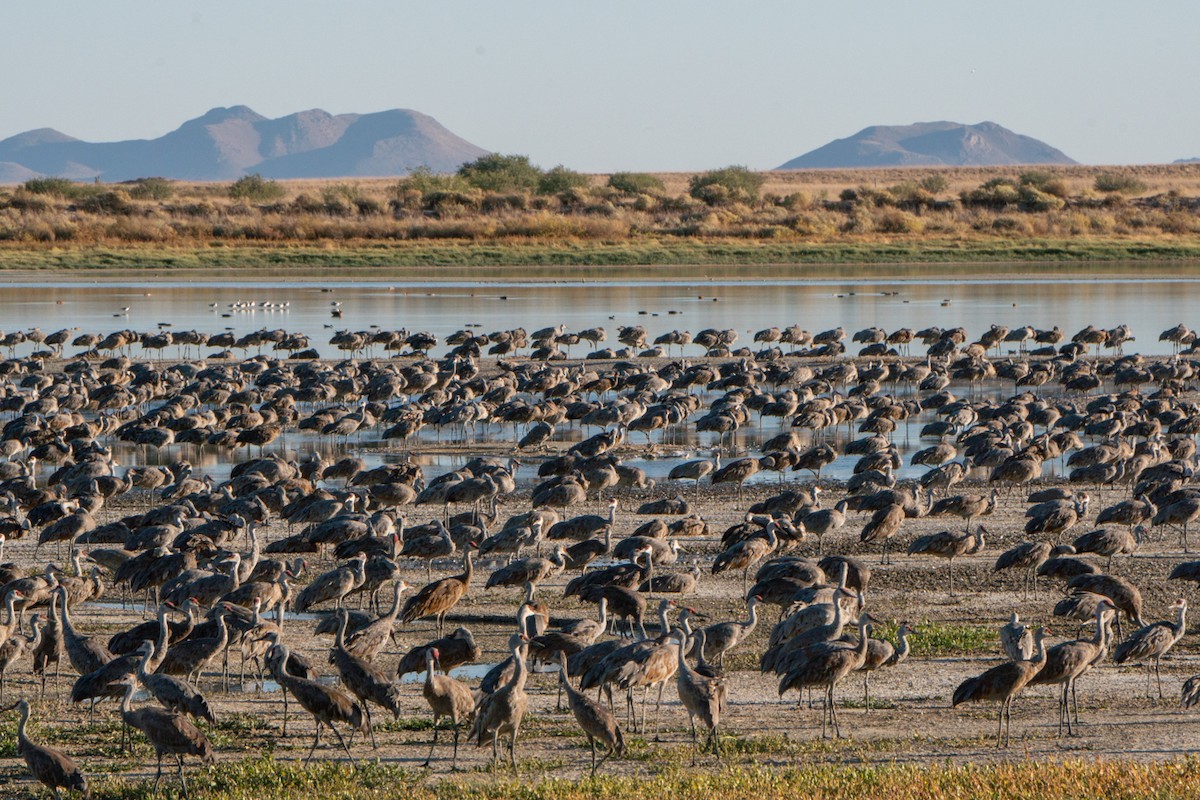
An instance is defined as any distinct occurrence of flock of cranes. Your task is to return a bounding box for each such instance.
[5,314,1200,795]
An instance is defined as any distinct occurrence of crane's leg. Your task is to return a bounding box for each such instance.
[864,673,871,712]
[451,724,461,771]
[154,754,164,790]
[1156,658,1164,700]
[509,726,519,774]
[491,731,499,776]
[995,704,1004,748]
[330,724,355,763]
[830,685,841,738]
[305,723,322,765]
[365,703,376,749]
[653,682,666,741]
[690,716,699,766]
[1071,677,1081,727]
[177,755,190,800]
[590,736,597,776]
[948,558,955,597]
[424,716,441,767]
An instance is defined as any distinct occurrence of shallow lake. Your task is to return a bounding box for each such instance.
[1,265,1192,490]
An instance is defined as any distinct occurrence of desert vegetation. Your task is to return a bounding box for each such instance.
[1,158,1199,268]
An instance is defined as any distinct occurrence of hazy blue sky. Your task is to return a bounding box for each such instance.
[3,2,1197,171]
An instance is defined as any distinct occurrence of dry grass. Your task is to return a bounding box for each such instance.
[0,165,1198,267]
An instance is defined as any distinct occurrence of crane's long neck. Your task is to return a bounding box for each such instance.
[744,599,758,632]
[335,610,348,650]
[674,631,694,676]
[16,702,29,743]
[1176,605,1188,641]
[424,650,437,689]
[461,551,473,584]
[896,629,911,660]
[1031,631,1048,666]
[509,642,528,693]
[1,595,16,637]
[120,679,136,717]
[387,582,405,620]
[597,598,607,630]
[25,618,43,652]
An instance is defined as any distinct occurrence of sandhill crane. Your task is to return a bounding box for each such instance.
[33,591,64,695]
[1066,573,1144,638]
[293,552,367,612]
[0,602,39,700]
[777,611,875,738]
[857,622,914,712]
[344,581,408,662]
[669,450,720,496]
[1153,496,1200,552]
[907,525,987,596]
[710,457,763,504]
[557,651,625,775]
[485,546,567,593]
[713,521,779,593]
[1113,598,1187,698]
[331,609,401,748]
[396,627,481,679]
[1072,526,1141,570]
[118,677,214,800]
[615,614,685,738]
[1028,600,1116,735]
[4,698,90,800]
[802,499,848,555]
[134,642,215,725]
[701,595,760,667]
[1097,494,1156,533]
[952,626,1050,747]
[859,503,906,564]
[1026,493,1090,538]
[402,518,455,579]
[673,629,725,763]
[402,550,473,636]
[420,646,475,769]
[158,605,230,689]
[470,633,530,773]
[929,489,997,531]
[59,587,113,676]
[640,565,701,595]
[269,642,363,763]
[993,541,1068,597]
[1000,612,1033,661]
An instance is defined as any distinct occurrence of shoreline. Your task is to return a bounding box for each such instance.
[2,239,1200,283]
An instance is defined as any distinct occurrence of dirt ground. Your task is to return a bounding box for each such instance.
[4,463,1200,788]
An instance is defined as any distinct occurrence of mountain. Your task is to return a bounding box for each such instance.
[0,106,488,182]
[1176,157,1200,164]
[777,121,1076,169]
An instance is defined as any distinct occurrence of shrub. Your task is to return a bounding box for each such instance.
[689,165,765,205]
[228,174,285,202]
[537,165,589,195]
[874,209,925,234]
[608,172,665,195]
[1094,172,1148,195]
[457,153,543,192]
[396,167,470,195]
[962,178,1021,208]
[126,177,175,200]
[919,174,949,194]
[1018,185,1065,212]
[80,190,136,215]
[22,177,77,197]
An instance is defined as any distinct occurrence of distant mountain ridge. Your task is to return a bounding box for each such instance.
[0,106,488,182]
[778,121,1076,169]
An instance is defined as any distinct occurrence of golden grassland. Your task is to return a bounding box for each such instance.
[2,164,1200,270]
[5,757,1200,800]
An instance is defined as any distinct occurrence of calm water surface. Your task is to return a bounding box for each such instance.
[1,267,1191,490]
